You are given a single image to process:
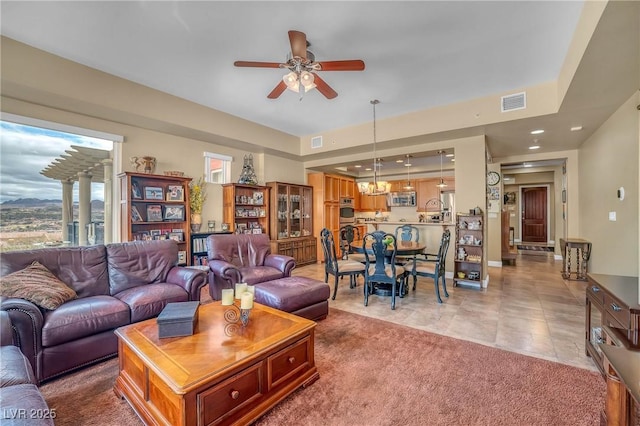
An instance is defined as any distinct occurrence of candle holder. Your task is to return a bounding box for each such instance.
[223,301,251,327]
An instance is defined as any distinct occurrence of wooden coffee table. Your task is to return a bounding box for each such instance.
[113,302,319,426]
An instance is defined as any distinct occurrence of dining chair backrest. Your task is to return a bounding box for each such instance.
[339,225,361,260]
[363,230,399,285]
[395,224,420,243]
[435,229,452,273]
[320,228,339,275]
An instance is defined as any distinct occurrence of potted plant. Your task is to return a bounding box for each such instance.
[189,177,207,232]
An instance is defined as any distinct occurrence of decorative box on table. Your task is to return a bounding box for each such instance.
[157,301,199,338]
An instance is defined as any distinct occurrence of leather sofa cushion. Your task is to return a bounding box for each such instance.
[0,245,109,298]
[255,277,330,313]
[107,240,179,295]
[42,295,130,347]
[207,233,271,268]
[0,384,53,425]
[0,346,35,387]
[239,266,286,285]
[115,283,188,323]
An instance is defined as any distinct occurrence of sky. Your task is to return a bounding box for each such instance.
[0,121,113,204]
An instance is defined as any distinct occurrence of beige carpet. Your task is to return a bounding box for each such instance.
[41,308,604,425]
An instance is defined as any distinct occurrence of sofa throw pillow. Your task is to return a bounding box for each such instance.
[0,261,77,310]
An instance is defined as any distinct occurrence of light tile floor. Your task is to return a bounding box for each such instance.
[292,251,597,371]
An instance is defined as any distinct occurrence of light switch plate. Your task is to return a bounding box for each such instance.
[609,211,616,221]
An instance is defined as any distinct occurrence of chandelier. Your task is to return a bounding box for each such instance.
[358,100,391,195]
[436,150,448,188]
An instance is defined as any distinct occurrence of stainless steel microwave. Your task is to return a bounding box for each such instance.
[387,192,417,207]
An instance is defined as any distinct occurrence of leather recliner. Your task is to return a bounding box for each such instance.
[206,233,295,300]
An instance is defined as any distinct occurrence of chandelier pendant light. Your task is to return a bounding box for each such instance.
[358,100,391,195]
[403,154,414,190]
[436,150,448,188]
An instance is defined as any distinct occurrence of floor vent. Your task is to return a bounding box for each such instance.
[311,135,323,149]
[501,92,526,112]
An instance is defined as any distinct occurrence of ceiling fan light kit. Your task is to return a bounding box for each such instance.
[234,30,364,100]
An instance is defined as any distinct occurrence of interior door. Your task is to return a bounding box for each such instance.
[521,187,547,243]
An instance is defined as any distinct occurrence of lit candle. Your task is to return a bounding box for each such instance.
[235,282,247,299]
[241,292,254,309]
[221,288,234,306]
[246,285,255,296]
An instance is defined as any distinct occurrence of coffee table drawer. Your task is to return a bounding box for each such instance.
[268,337,311,389]
[198,362,263,426]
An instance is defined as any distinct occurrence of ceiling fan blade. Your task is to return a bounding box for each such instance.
[317,60,365,71]
[234,61,283,68]
[267,81,287,99]
[312,73,338,99]
[288,30,307,60]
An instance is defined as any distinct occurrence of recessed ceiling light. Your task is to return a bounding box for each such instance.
[354,165,361,168]
[570,126,583,131]
[396,159,404,163]
[445,153,454,157]
[530,129,544,135]
[451,158,455,162]
[404,163,412,167]
[529,145,540,150]
[523,163,532,168]
[365,167,372,171]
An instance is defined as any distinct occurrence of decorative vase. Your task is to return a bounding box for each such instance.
[191,213,202,233]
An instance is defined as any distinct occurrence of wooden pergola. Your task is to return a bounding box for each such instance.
[41,145,112,245]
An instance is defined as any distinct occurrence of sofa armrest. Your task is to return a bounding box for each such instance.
[207,260,241,300]
[1,310,14,346]
[0,297,44,380]
[264,254,296,276]
[166,266,208,301]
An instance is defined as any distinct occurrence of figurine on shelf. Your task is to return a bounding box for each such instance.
[238,154,258,185]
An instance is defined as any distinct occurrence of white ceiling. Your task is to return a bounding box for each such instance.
[1,1,638,177]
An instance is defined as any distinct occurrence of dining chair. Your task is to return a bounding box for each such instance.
[339,225,366,263]
[411,229,451,303]
[394,224,421,265]
[320,228,366,300]
[362,230,407,310]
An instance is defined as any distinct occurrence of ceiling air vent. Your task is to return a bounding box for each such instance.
[501,92,526,112]
[311,135,323,149]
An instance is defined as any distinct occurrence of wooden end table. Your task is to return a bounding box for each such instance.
[114,302,319,426]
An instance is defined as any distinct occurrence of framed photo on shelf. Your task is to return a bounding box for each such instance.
[144,186,164,200]
[177,250,187,264]
[164,205,184,221]
[149,229,162,237]
[168,232,183,242]
[135,231,150,241]
[146,205,163,222]
[253,191,264,205]
[131,206,143,222]
[131,182,142,199]
[166,185,184,201]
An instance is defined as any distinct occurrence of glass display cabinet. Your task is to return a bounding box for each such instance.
[267,181,316,266]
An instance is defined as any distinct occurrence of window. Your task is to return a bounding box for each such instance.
[204,152,232,184]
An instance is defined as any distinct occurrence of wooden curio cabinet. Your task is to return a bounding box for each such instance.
[118,172,191,265]
[267,181,316,266]
[222,184,270,235]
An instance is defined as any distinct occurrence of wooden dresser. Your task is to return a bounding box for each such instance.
[585,274,639,425]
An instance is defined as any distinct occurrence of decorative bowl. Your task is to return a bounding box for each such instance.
[164,171,184,177]
[457,272,466,279]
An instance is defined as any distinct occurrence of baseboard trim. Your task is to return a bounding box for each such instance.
[488,260,503,268]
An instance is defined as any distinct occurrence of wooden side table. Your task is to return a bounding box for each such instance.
[560,238,591,280]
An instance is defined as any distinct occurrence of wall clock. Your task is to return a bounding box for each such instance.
[487,171,501,186]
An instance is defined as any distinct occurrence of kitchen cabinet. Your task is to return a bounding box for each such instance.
[416,178,455,212]
[358,194,388,212]
[267,181,316,266]
[118,172,191,265]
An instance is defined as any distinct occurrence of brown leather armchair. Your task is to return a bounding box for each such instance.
[206,233,295,300]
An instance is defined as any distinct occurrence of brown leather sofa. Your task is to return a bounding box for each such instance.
[0,240,206,384]
[206,233,295,300]
[0,311,54,425]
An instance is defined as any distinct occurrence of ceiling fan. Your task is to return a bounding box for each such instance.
[234,30,365,100]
